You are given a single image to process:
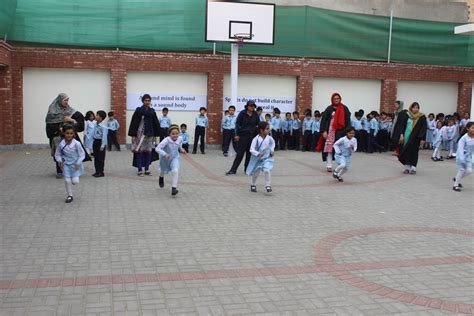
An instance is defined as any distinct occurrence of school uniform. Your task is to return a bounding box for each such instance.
[107,118,120,151]
[431,128,443,160]
[83,120,96,154]
[179,131,190,153]
[270,116,283,150]
[281,119,293,150]
[92,121,108,176]
[425,119,436,148]
[291,119,302,150]
[302,118,314,151]
[378,120,392,151]
[157,136,183,175]
[443,125,456,157]
[460,118,470,131]
[55,138,86,199]
[246,135,275,189]
[351,118,364,152]
[359,117,369,152]
[54,138,85,179]
[453,133,474,188]
[311,119,321,152]
[222,114,237,154]
[367,118,379,153]
[159,115,172,141]
[333,136,357,179]
[193,115,208,154]
[157,136,184,191]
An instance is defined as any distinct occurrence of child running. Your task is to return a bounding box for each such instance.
[332,127,357,182]
[246,121,275,193]
[157,124,186,196]
[452,122,474,192]
[54,124,85,203]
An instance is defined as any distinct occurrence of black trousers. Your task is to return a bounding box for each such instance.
[229,133,253,173]
[222,129,235,153]
[93,139,106,174]
[160,128,169,141]
[193,126,206,153]
[281,131,291,150]
[271,130,282,150]
[357,130,368,152]
[107,130,120,151]
[302,130,313,151]
[312,132,320,152]
[182,143,189,153]
[292,130,301,150]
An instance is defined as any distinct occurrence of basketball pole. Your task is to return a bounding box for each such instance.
[230,43,239,108]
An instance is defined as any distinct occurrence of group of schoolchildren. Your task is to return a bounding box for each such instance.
[55,102,473,202]
[426,112,471,161]
[221,106,322,154]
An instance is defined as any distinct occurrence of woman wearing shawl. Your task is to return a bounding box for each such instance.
[128,94,160,176]
[391,102,427,174]
[316,93,351,172]
[45,93,88,178]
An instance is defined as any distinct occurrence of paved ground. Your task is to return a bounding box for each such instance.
[0,147,473,316]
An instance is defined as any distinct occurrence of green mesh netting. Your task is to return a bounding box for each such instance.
[0,0,17,39]
[1,0,472,66]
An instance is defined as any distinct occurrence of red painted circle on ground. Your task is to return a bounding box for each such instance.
[313,227,474,314]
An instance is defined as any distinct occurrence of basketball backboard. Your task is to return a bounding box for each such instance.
[206,0,275,45]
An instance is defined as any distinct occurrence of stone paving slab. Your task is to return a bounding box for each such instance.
[0,148,473,315]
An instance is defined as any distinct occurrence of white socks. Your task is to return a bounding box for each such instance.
[251,170,260,186]
[251,169,271,187]
[432,147,441,159]
[454,167,472,186]
[64,177,79,197]
[326,153,333,168]
[170,170,179,188]
[264,169,271,187]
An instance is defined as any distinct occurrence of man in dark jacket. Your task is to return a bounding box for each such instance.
[226,100,260,175]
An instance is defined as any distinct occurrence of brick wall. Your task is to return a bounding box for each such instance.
[0,42,12,145]
[1,44,473,145]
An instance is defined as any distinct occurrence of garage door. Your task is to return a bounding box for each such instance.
[23,68,110,144]
[397,81,458,115]
[313,78,381,115]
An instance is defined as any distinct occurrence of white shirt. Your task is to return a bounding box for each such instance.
[250,135,275,156]
[333,136,358,155]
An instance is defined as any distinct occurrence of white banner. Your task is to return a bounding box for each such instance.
[127,93,207,111]
[223,95,295,113]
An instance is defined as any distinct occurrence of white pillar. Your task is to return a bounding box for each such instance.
[231,43,239,107]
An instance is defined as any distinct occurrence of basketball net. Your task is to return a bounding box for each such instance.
[236,36,245,48]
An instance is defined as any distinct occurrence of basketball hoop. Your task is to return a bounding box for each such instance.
[232,33,253,48]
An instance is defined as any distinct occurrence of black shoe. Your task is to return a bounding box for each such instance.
[65,196,73,203]
[250,185,257,193]
[332,171,339,179]
[56,173,63,179]
[201,151,205,154]
[159,176,164,188]
[226,170,236,176]
[223,152,228,157]
[144,171,152,176]
[171,187,178,196]
[192,151,197,154]
[338,177,344,182]
[265,186,272,193]
[453,186,461,192]
[453,178,462,188]
[92,173,104,178]
[438,157,444,161]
